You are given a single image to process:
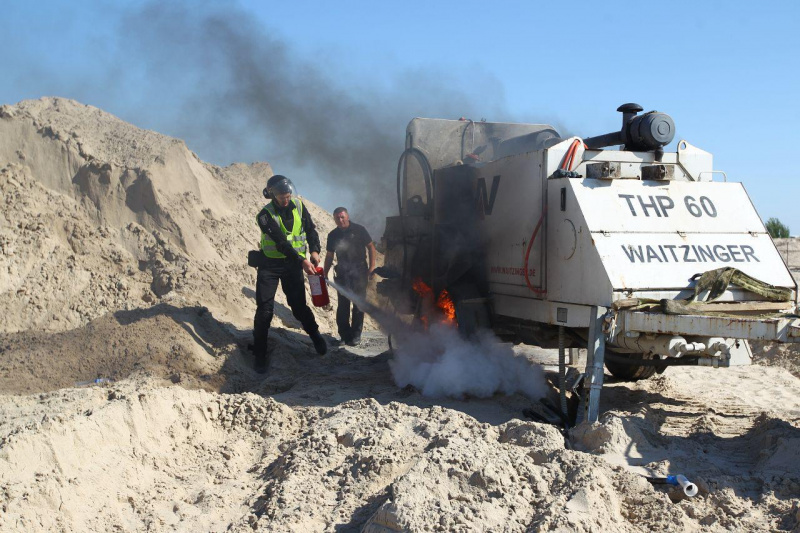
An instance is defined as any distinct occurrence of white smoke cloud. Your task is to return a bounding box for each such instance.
[328,279,547,401]
[389,324,548,400]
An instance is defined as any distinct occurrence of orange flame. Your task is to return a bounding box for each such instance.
[412,278,457,327]
[437,290,456,325]
[412,278,433,297]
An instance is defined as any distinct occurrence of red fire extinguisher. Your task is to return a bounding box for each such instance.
[308,267,330,307]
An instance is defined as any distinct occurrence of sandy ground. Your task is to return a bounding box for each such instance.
[1,98,799,532]
[751,238,800,379]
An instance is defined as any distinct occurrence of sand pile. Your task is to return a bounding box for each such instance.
[752,341,800,379]
[750,238,800,378]
[0,380,298,531]
[0,97,361,335]
[0,375,691,532]
[1,98,799,532]
[3,364,797,532]
[572,369,800,531]
[0,97,382,393]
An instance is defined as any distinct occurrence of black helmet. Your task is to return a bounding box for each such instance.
[263,174,295,199]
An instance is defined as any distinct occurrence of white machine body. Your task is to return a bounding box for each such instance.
[384,115,800,422]
[478,138,797,339]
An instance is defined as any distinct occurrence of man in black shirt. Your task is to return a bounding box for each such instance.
[252,174,327,373]
[323,207,376,346]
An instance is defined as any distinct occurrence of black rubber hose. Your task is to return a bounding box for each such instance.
[395,148,433,284]
[396,148,433,209]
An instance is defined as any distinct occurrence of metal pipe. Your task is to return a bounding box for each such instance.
[583,307,607,424]
[612,333,701,358]
[558,326,568,428]
[697,356,728,368]
[583,131,624,149]
[704,338,731,357]
[676,342,706,355]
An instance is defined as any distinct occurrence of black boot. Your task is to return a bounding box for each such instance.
[309,330,327,355]
[252,327,269,373]
[254,353,269,374]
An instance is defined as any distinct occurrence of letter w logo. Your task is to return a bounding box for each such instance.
[476,175,501,218]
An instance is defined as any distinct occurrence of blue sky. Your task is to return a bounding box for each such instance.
[4,0,799,234]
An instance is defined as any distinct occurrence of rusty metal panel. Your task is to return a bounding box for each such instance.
[641,164,675,181]
[618,310,800,342]
[585,161,621,180]
[562,145,690,181]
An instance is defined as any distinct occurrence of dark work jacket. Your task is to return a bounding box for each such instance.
[256,200,321,266]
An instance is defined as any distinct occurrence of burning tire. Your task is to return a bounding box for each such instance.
[604,352,659,381]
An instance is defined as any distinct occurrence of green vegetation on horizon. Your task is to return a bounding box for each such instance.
[766,217,790,239]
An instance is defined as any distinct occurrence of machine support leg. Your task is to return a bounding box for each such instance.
[583,306,607,424]
[567,348,578,366]
[558,326,568,426]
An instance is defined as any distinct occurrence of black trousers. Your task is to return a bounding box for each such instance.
[335,269,367,341]
[253,259,319,357]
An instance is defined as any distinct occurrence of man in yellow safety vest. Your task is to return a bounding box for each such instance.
[252,174,327,373]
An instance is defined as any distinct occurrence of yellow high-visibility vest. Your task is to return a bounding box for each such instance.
[258,198,307,259]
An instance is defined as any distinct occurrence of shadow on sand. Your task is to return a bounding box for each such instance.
[109,301,557,427]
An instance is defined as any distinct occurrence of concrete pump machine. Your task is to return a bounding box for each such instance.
[378,103,800,424]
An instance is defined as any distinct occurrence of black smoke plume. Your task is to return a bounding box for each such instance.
[117,2,514,234]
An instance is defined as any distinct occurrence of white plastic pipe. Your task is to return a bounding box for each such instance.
[675,475,698,497]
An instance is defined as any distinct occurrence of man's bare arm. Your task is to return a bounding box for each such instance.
[367,242,377,277]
